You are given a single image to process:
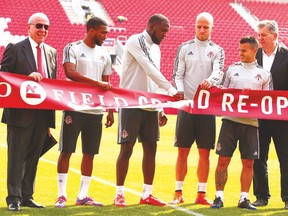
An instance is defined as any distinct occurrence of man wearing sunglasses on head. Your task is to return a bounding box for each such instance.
[0,12,57,211]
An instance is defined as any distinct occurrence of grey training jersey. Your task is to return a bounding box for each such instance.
[222,61,272,126]
[120,30,177,95]
[173,37,225,100]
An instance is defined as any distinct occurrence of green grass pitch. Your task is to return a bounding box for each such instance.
[0,109,286,215]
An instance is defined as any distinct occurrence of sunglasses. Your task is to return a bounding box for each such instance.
[30,23,49,30]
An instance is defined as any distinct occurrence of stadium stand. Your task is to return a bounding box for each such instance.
[101,0,257,80]
[0,0,287,86]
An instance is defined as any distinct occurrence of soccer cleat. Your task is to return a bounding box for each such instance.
[195,193,213,205]
[76,196,103,207]
[238,198,257,210]
[114,194,126,207]
[210,197,224,209]
[55,195,67,208]
[169,192,184,204]
[140,194,166,206]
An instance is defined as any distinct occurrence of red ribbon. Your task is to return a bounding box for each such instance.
[0,72,176,110]
[191,87,288,120]
[1,72,288,120]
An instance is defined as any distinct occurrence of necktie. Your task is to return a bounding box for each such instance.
[36,44,45,78]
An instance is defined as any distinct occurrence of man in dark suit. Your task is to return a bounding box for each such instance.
[253,20,288,210]
[0,12,57,211]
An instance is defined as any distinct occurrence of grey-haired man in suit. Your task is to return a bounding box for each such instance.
[0,12,57,211]
[253,19,288,210]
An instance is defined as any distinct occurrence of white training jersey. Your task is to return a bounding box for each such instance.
[173,37,225,100]
[222,61,272,127]
[120,30,177,95]
[63,40,112,114]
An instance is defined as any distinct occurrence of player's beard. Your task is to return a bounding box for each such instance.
[151,31,161,45]
[94,38,102,46]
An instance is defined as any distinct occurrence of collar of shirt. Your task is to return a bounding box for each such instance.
[194,37,210,47]
[28,37,47,76]
[28,36,43,49]
[262,44,277,71]
[28,37,42,60]
[262,43,278,57]
[241,61,258,69]
[143,30,154,46]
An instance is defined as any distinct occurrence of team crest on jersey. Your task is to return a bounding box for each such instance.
[121,130,128,138]
[207,51,214,58]
[65,115,73,124]
[216,142,221,152]
[255,74,263,81]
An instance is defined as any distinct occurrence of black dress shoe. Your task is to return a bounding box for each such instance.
[285,201,288,210]
[21,199,45,208]
[252,198,268,207]
[8,201,20,211]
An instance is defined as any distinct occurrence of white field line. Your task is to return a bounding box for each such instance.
[0,143,204,216]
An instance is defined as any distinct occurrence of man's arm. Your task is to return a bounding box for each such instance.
[158,110,168,127]
[102,74,114,127]
[172,45,185,93]
[0,43,16,72]
[127,38,178,96]
[203,47,225,88]
[63,62,111,90]
[1,43,44,82]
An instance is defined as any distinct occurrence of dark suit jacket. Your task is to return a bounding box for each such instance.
[256,43,288,90]
[0,38,57,128]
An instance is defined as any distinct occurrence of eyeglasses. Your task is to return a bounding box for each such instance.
[30,23,49,30]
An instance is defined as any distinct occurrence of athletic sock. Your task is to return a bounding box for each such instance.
[215,190,224,201]
[77,175,91,200]
[175,181,184,192]
[239,192,249,203]
[198,182,207,193]
[115,186,125,198]
[57,173,68,198]
[142,184,153,199]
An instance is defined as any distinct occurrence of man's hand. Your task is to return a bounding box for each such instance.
[173,91,184,101]
[158,111,168,127]
[98,81,112,90]
[200,79,212,89]
[105,110,114,128]
[242,88,251,93]
[29,72,43,82]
